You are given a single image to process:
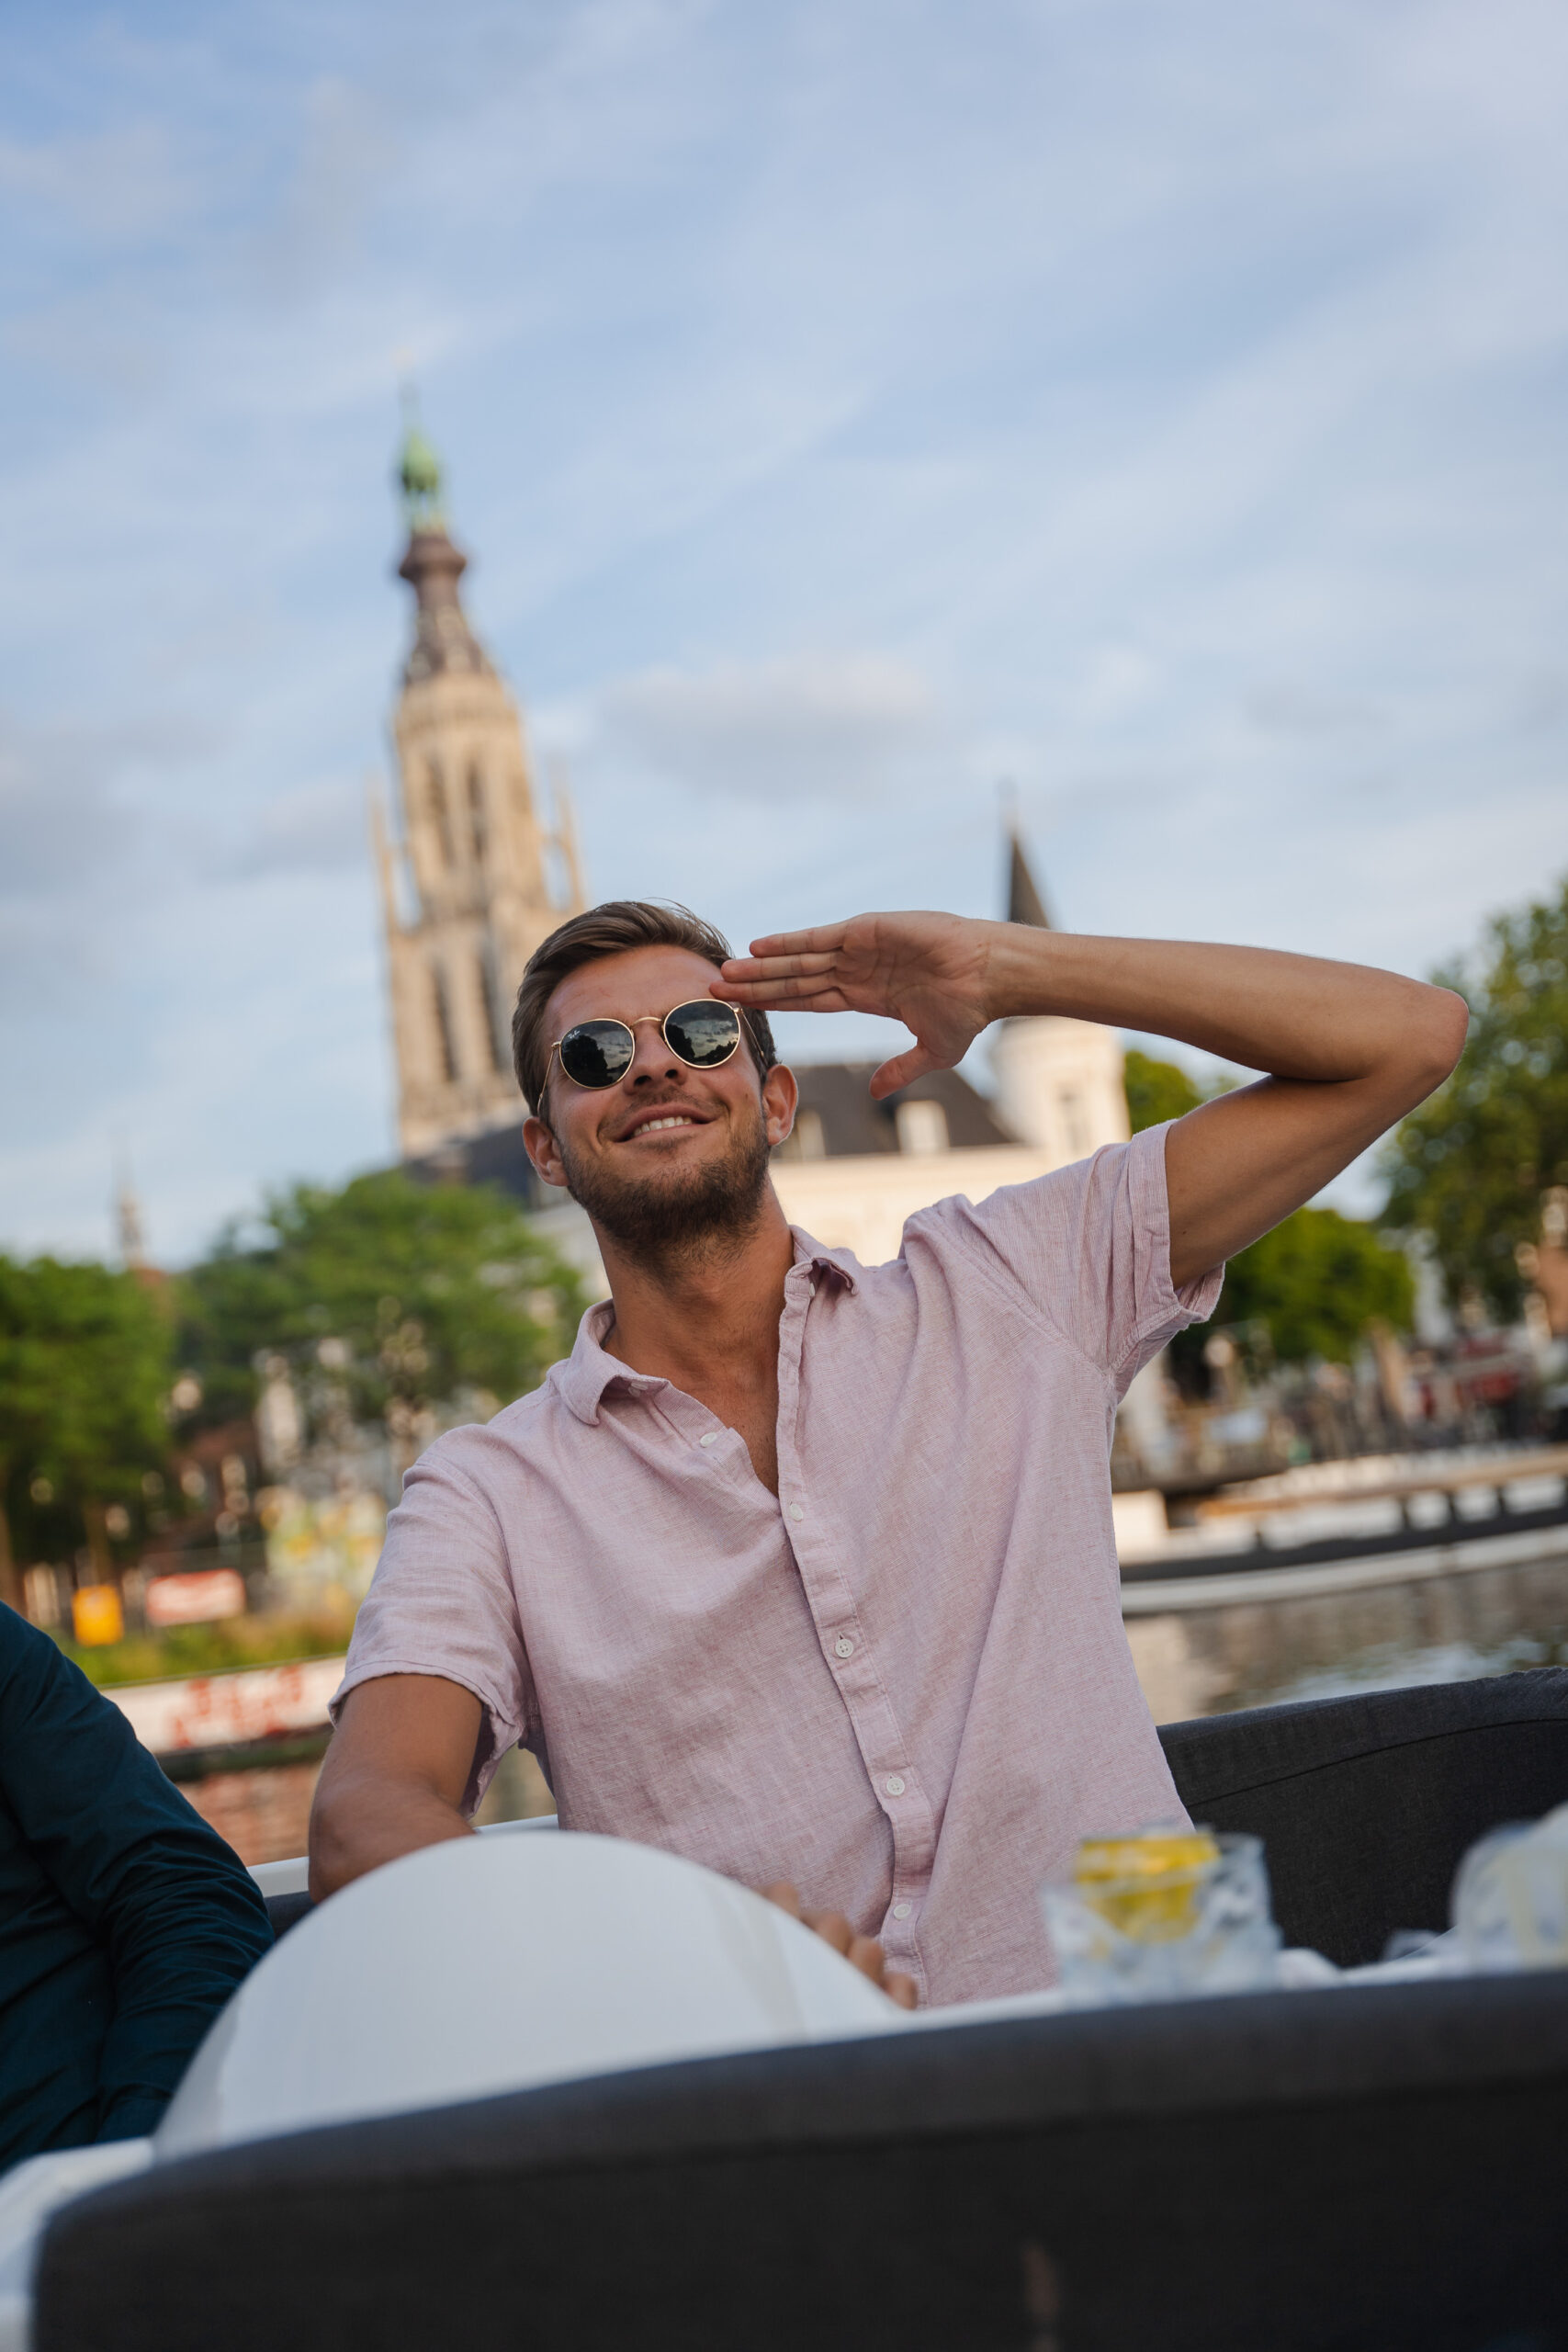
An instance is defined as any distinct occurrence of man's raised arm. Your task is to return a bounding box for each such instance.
[308,1674,482,1902]
[713,913,1468,1287]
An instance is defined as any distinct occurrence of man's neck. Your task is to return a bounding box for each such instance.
[595,1188,797,1401]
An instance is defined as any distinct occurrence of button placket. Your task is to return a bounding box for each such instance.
[776,1254,937,1903]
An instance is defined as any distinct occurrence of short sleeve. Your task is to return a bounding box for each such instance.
[332,1434,535,1812]
[925,1122,1224,1395]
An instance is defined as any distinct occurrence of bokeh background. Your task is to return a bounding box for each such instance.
[6,0,1568,1260]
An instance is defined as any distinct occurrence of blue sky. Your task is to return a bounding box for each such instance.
[3,0,1567,1261]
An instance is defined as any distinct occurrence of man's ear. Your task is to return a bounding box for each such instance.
[761,1062,799,1150]
[523,1114,568,1190]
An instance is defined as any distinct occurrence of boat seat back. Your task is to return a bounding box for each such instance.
[1159,1667,1568,1964]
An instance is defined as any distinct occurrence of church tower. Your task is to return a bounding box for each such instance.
[989,831,1130,1162]
[375,416,584,1159]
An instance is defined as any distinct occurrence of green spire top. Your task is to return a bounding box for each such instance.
[395,385,446,531]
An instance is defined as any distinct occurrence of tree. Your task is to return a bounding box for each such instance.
[0,1258,176,1595]
[1122,1051,1410,1374]
[1123,1049,1204,1134]
[178,1170,585,1436]
[1218,1207,1414,1364]
[1382,877,1568,1319]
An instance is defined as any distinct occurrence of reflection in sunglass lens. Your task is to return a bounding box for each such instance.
[559,1020,636,1089]
[664,1001,742,1067]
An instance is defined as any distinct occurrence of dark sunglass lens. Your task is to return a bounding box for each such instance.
[665,1001,741,1068]
[559,1021,635,1088]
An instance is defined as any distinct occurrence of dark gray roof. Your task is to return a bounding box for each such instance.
[775,1063,1017,1159]
[404,1059,1019,1201]
[403,1124,546,1208]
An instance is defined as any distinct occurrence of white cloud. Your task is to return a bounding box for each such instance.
[594,651,942,800]
[224,776,368,878]
[2,0,1568,1256]
[0,121,193,243]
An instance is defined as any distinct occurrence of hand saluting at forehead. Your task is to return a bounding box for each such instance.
[712,910,998,1099]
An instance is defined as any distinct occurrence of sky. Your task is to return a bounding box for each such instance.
[3,0,1567,1262]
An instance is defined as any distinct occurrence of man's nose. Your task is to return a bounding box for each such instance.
[625,1021,683,1085]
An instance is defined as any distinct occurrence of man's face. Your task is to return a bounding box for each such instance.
[523,944,797,1256]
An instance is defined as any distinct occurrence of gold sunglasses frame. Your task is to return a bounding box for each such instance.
[547,1000,745,1090]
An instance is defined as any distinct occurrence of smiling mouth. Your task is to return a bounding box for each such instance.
[622,1112,706,1139]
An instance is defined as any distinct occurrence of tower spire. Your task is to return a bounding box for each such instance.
[113,1150,148,1272]
[393,392,491,685]
[377,402,586,1159]
[396,381,445,531]
[1006,827,1052,931]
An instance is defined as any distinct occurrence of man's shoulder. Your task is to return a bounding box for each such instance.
[899,1142,1136,1250]
[412,1372,568,1486]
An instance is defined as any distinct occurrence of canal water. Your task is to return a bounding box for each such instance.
[182,1535,1568,1867]
[181,1741,556,1868]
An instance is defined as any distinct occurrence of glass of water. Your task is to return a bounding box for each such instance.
[1041,1826,1280,2006]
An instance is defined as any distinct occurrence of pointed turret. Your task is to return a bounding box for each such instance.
[989,823,1129,1162]
[1007,831,1052,932]
[114,1160,148,1272]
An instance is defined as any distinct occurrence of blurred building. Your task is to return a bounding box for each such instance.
[374,417,583,1158]
[373,431,1138,1298]
[768,837,1131,1265]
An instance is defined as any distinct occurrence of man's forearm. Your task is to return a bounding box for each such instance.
[980,925,1463,1087]
[308,1769,473,1902]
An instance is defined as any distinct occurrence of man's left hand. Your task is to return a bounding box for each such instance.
[762,1881,919,2008]
[715,912,996,1097]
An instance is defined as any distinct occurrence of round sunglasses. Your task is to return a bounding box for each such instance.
[547,999,744,1091]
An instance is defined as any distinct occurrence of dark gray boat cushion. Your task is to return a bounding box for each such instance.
[36,1971,1568,2352]
[260,1888,313,1939]
[1159,1668,1568,1964]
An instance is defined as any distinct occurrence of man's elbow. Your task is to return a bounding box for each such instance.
[306,1774,363,1905]
[1407,984,1470,1092]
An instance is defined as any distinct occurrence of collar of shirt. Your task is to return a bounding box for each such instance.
[552,1228,859,1428]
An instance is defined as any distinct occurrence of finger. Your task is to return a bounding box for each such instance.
[868,1044,943,1098]
[710,978,851,1012]
[743,923,852,958]
[799,1907,855,1958]
[761,1882,802,1918]
[885,1971,919,2010]
[719,951,840,983]
[845,1932,892,1985]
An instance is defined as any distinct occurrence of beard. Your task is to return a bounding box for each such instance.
[552,1096,773,1265]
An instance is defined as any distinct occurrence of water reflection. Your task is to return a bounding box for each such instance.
[179,1741,555,1867]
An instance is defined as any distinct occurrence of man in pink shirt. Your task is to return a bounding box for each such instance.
[310,903,1463,2007]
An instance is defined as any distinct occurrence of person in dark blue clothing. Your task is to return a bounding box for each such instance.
[0,1603,273,2170]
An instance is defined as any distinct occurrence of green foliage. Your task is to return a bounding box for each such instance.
[1123,1049,1204,1134]
[1220,1206,1414,1363]
[178,1169,585,1429]
[0,1258,175,1565]
[61,1607,354,1689]
[1382,877,1568,1318]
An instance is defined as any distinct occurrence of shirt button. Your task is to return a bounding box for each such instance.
[892,1901,912,1920]
[885,1774,906,1797]
[789,1502,805,1522]
[698,1431,717,1447]
[834,1635,854,1659]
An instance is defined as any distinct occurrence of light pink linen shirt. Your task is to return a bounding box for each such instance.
[335,1122,1222,2004]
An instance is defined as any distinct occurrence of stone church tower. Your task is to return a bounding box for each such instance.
[374,421,583,1158]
